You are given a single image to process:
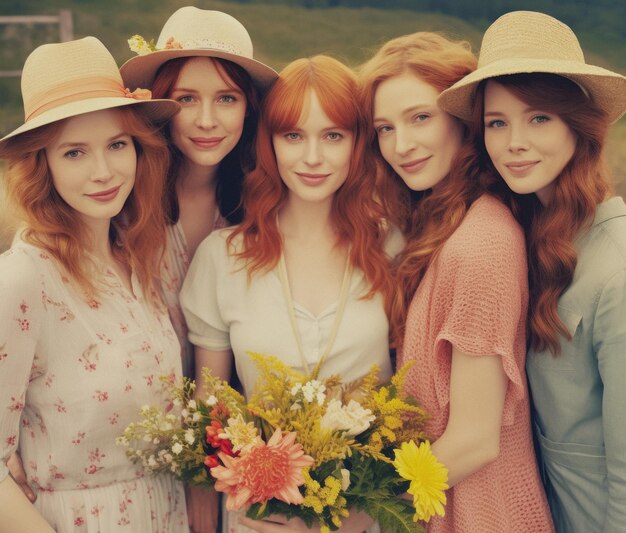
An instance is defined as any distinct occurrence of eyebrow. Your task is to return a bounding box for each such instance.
[483,111,504,118]
[171,86,244,95]
[55,132,129,149]
[484,105,542,118]
[373,104,432,123]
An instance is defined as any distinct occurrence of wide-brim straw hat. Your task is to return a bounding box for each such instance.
[0,36,180,152]
[120,6,278,92]
[438,11,626,123]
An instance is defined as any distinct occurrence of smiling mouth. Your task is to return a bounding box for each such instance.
[400,156,432,172]
[190,137,224,148]
[505,161,539,174]
[294,172,331,186]
[86,185,121,202]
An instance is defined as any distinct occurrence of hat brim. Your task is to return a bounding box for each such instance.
[438,58,626,123]
[0,97,180,153]
[120,48,278,92]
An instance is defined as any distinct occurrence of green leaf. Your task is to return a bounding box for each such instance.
[354,496,424,533]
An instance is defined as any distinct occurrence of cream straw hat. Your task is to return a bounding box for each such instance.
[0,36,180,151]
[438,11,626,123]
[120,6,278,91]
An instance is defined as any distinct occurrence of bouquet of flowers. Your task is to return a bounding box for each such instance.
[118,353,448,532]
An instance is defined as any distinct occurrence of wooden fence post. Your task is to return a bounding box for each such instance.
[0,10,74,77]
[58,9,73,42]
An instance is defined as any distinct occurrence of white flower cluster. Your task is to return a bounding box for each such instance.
[221,413,261,453]
[320,399,376,437]
[181,399,201,424]
[290,380,326,408]
[128,35,154,56]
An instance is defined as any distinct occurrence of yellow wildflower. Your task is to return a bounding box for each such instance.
[393,440,448,522]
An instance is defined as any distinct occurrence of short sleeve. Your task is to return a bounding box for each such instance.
[180,232,231,351]
[0,249,43,481]
[594,268,626,530]
[433,200,528,424]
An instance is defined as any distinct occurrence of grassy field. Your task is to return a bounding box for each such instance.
[1,0,625,252]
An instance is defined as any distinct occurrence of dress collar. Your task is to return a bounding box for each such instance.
[592,196,626,228]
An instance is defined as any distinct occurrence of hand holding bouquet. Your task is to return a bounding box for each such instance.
[118,354,448,532]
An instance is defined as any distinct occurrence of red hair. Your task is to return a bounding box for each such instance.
[473,73,612,355]
[2,107,170,301]
[230,55,392,301]
[358,32,481,345]
[151,56,261,225]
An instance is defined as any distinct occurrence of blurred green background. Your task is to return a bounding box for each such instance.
[2,0,625,250]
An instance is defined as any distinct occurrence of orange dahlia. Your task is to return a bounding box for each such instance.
[210,428,314,511]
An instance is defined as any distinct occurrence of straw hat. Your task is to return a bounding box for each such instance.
[120,6,278,91]
[0,36,180,151]
[438,11,626,123]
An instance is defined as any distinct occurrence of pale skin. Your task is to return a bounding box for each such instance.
[483,80,576,208]
[1,109,134,532]
[193,91,375,531]
[430,348,508,487]
[373,74,509,488]
[169,57,247,259]
[169,57,248,533]
[4,90,237,528]
[7,61,239,532]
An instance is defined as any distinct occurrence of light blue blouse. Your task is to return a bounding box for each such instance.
[527,196,626,533]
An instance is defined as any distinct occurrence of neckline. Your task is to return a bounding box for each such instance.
[277,252,353,376]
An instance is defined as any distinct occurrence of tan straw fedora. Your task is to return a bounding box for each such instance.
[120,6,278,91]
[0,36,180,150]
[438,11,626,123]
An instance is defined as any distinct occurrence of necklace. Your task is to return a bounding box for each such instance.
[277,252,352,376]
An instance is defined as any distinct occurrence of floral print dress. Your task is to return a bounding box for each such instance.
[0,240,189,533]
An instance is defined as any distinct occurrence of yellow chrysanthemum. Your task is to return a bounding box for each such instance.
[393,440,448,522]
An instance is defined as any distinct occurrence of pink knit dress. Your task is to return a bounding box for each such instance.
[399,195,553,532]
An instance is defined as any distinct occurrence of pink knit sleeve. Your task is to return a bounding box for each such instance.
[432,199,528,426]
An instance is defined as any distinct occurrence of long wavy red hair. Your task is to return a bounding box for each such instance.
[358,32,482,345]
[2,107,170,301]
[473,73,612,355]
[230,55,392,301]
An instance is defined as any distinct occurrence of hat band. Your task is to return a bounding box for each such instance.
[26,77,131,122]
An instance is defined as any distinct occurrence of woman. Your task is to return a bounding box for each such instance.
[439,10,626,532]
[121,6,277,379]
[180,55,397,533]
[359,32,553,531]
[0,37,187,532]
[122,10,277,531]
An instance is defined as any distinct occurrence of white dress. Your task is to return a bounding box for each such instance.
[180,228,397,533]
[0,240,189,532]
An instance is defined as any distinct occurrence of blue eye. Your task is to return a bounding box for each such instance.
[177,95,195,104]
[326,132,343,141]
[413,113,430,123]
[218,95,236,104]
[284,132,301,141]
[110,141,127,151]
[376,125,393,136]
[64,149,82,159]
[532,115,550,124]
[486,119,506,129]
